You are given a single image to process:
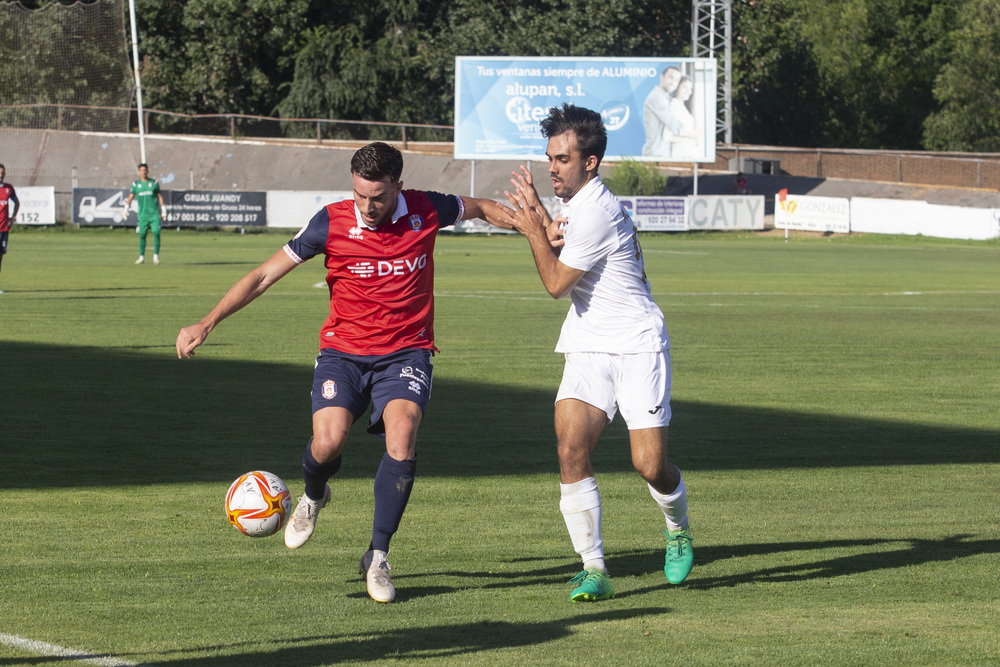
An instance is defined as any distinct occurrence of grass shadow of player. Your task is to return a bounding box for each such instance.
[121,606,669,666]
[6,341,1000,489]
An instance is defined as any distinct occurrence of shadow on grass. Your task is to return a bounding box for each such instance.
[119,607,668,666]
[336,534,1000,600]
[603,533,1000,594]
[6,341,999,489]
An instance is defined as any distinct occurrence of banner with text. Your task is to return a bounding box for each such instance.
[621,197,688,231]
[73,188,266,226]
[169,190,266,227]
[455,57,717,163]
[775,195,850,233]
[687,195,765,231]
[14,186,56,225]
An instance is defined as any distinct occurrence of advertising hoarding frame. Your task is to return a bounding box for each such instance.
[455,56,717,164]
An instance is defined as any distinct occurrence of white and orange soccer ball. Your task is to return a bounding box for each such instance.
[225,470,292,537]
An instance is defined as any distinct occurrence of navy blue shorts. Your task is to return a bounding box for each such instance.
[0,231,8,254]
[311,348,433,436]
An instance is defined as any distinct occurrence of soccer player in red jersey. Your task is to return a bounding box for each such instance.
[176,142,512,602]
[0,163,20,291]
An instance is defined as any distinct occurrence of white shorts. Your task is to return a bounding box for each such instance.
[556,350,672,429]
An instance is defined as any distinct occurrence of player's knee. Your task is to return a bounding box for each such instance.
[631,451,667,484]
[311,430,347,463]
[557,439,592,474]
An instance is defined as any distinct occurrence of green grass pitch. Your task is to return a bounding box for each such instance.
[1,226,998,665]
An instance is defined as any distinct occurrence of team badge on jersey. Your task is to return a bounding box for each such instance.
[321,380,337,399]
[408,214,423,231]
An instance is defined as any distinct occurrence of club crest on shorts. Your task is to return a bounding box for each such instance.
[321,379,337,399]
[408,214,423,231]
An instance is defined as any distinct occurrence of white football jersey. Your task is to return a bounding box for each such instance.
[554,175,669,354]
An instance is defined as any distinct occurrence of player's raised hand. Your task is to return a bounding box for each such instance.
[503,185,548,240]
[510,166,552,226]
[176,322,209,359]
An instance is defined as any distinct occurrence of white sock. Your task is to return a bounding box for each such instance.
[648,473,688,532]
[560,477,605,572]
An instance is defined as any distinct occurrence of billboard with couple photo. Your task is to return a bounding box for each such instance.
[455,56,717,163]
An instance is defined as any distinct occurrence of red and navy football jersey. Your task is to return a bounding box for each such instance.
[0,183,17,232]
[284,190,462,356]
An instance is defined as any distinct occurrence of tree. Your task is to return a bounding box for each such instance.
[733,0,960,150]
[732,0,828,147]
[138,0,308,116]
[278,0,690,131]
[923,0,1000,151]
[603,159,668,196]
[277,1,450,138]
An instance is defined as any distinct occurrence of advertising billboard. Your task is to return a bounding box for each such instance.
[455,56,717,163]
[73,188,266,227]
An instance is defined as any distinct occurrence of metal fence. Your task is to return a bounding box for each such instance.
[0,103,454,149]
[4,103,1000,190]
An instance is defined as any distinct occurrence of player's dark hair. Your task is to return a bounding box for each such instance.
[351,142,403,183]
[138,163,148,170]
[539,104,607,167]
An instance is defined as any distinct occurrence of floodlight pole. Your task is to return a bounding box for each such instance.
[692,0,733,144]
[128,0,147,163]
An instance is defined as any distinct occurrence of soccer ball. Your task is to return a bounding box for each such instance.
[225,470,292,537]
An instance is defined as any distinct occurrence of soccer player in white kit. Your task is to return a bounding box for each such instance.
[504,104,693,601]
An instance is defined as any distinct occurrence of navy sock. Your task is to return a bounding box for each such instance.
[302,438,342,501]
[370,453,417,553]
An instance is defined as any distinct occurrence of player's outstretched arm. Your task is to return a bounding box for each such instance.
[459,196,516,229]
[176,248,298,359]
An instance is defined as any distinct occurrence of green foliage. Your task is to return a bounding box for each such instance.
[439,0,688,59]
[138,0,309,115]
[733,0,961,150]
[276,7,449,136]
[276,0,689,129]
[923,0,1000,151]
[0,0,132,130]
[601,158,668,196]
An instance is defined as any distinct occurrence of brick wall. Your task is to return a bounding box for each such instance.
[712,146,1000,190]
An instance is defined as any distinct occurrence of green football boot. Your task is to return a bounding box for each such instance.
[568,567,615,601]
[664,527,694,584]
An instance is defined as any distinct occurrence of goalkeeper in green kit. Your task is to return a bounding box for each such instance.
[123,163,166,265]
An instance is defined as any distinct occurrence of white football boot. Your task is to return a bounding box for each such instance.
[283,484,331,548]
[363,549,395,603]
